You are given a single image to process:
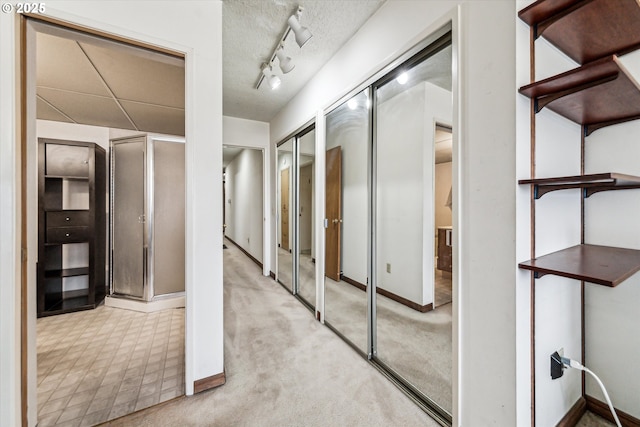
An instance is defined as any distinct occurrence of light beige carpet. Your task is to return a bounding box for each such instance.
[104,240,439,426]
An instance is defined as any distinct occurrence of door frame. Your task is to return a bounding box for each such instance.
[18,14,190,425]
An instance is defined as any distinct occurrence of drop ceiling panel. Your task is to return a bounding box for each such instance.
[120,101,184,136]
[36,97,74,123]
[80,43,185,109]
[38,87,136,130]
[36,33,110,97]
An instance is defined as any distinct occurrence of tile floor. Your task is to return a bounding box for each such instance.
[37,305,184,427]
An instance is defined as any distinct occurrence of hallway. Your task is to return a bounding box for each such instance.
[105,240,438,426]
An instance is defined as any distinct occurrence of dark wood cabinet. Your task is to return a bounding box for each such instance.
[437,227,452,273]
[37,138,106,317]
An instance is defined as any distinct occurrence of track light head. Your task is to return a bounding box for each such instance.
[287,8,313,48]
[262,64,281,90]
[276,46,295,74]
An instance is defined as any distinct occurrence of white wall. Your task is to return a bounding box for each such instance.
[225,148,263,262]
[0,2,223,425]
[583,51,640,417]
[270,2,517,425]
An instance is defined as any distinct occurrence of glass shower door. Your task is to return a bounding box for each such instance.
[111,138,146,298]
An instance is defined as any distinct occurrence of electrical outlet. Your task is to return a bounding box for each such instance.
[550,351,565,380]
[386,263,391,273]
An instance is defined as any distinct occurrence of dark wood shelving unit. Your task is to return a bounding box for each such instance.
[519,55,640,136]
[519,0,640,424]
[519,172,640,199]
[37,138,106,318]
[518,0,640,64]
[519,244,640,288]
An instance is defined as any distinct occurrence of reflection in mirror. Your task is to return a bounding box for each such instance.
[434,125,452,308]
[375,39,453,413]
[277,139,294,291]
[324,89,370,353]
[297,128,316,307]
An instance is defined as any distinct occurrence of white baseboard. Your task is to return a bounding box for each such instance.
[105,294,185,313]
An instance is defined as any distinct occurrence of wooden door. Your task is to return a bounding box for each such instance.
[281,167,290,251]
[325,147,342,281]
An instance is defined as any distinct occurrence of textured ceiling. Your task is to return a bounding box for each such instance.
[222,0,385,122]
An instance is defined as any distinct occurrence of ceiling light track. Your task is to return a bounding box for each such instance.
[255,5,312,90]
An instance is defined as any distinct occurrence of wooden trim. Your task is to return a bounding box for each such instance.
[193,371,226,394]
[23,14,184,59]
[20,14,28,427]
[341,274,366,291]
[270,271,276,280]
[225,237,262,269]
[341,275,433,313]
[316,311,321,321]
[586,395,640,427]
[556,396,586,427]
[377,287,432,313]
[529,24,537,427]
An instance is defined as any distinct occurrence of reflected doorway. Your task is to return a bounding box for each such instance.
[434,125,453,308]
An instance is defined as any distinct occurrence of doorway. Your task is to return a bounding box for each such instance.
[434,125,453,308]
[223,146,265,267]
[27,19,186,426]
[281,167,291,252]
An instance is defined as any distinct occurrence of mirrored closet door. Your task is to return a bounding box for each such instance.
[277,139,294,292]
[323,89,370,354]
[373,32,453,415]
[296,127,316,308]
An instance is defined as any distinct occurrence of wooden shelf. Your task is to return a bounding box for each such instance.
[519,244,640,287]
[519,172,640,199]
[518,0,640,65]
[41,295,95,317]
[44,267,89,278]
[518,55,640,135]
[45,175,89,181]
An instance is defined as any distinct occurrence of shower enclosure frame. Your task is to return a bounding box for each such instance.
[109,134,186,302]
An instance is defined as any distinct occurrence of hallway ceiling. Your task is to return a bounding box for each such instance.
[34,1,385,134]
[222,0,385,122]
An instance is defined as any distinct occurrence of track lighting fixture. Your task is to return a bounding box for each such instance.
[262,64,281,90]
[255,5,313,90]
[275,45,295,74]
[287,7,313,48]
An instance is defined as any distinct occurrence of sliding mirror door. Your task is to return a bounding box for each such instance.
[296,127,316,308]
[374,34,453,414]
[277,139,294,291]
[324,89,370,353]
